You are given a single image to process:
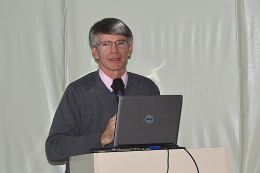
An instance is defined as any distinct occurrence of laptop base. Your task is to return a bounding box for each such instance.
[165,144,186,149]
[90,144,186,153]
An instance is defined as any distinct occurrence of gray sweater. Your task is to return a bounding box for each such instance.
[45,70,160,172]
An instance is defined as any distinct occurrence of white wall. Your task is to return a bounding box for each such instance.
[0,0,259,172]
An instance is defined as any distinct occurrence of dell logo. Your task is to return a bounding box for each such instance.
[145,115,154,124]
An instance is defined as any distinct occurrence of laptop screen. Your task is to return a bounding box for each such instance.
[114,95,183,148]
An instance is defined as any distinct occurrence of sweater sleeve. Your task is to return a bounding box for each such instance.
[45,85,103,162]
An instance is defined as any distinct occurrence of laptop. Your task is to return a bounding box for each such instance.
[90,95,183,153]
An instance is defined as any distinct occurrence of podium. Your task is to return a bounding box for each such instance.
[70,147,229,173]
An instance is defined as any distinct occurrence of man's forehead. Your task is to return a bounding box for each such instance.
[97,34,127,41]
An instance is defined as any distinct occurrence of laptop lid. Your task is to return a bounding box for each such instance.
[114,95,183,148]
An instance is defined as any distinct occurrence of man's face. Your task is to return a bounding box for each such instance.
[91,34,133,77]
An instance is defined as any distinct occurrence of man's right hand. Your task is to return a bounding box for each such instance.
[101,114,117,146]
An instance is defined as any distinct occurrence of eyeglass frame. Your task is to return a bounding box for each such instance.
[96,40,129,50]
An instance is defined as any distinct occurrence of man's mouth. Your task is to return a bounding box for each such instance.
[110,58,121,61]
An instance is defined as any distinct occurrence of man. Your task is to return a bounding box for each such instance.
[45,18,160,173]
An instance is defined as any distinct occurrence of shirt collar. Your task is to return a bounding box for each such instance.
[98,69,128,92]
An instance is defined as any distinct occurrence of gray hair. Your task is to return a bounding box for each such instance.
[89,18,133,48]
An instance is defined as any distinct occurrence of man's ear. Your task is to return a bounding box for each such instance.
[91,47,99,60]
[128,44,133,59]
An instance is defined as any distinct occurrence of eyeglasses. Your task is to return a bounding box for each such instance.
[96,40,129,50]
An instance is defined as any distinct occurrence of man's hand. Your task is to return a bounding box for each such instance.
[101,114,117,146]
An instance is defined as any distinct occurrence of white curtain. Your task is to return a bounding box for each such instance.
[237,0,260,172]
[0,0,259,173]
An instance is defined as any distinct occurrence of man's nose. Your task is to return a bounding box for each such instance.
[110,42,119,52]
